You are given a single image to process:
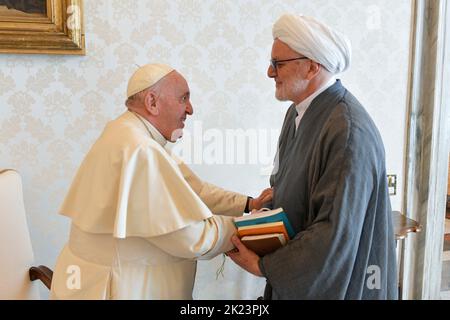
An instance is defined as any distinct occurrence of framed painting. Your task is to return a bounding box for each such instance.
[0,0,85,55]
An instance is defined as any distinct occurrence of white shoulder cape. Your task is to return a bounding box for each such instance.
[60,111,212,238]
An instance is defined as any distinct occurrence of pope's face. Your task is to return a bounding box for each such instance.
[267,39,311,104]
[157,72,193,142]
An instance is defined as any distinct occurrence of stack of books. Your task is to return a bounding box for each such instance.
[234,208,294,256]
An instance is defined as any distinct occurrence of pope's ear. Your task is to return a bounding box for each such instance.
[145,91,159,116]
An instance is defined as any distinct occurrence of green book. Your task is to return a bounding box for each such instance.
[234,207,295,239]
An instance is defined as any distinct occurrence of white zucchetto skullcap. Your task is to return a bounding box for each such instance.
[127,63,174,98]
[273,14,352,74]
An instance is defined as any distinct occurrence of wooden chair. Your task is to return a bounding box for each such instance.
[392,210,422,300]
[0,169,52,299]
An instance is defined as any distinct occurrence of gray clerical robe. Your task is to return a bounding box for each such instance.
[259,80,397,300]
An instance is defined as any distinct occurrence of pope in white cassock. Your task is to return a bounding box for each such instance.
[50,64,273,299]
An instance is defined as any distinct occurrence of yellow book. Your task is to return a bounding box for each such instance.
[237,221,290,242]
[234,207,295,239]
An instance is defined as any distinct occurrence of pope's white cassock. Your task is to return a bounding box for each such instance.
[50,110,247,299]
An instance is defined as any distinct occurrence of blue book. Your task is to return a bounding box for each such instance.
[234,207,295,239]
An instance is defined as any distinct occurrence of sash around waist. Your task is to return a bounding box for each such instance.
[68,223,188,267]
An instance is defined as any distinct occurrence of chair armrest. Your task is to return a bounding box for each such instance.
[29,265,53,290]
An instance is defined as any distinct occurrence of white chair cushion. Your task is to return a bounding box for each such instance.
[0,169,39,299]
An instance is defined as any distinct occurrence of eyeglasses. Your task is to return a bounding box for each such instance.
[270,57,309,70]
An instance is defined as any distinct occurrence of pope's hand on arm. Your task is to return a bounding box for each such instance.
[226,235,263,277]
[248,188,273,211]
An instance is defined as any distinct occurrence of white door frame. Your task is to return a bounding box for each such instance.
[402,0,450,300]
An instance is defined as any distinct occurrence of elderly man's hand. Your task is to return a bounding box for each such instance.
[249,188,273,211]
[226,235,263,277]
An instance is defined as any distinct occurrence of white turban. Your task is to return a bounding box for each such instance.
[127,63,174,98]
[273,14,352,74]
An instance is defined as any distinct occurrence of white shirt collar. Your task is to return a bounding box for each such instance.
[295,77,336,130]
[129,111,168,147]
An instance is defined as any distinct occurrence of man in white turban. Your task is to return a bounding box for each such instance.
[50,64,272,299]
[228,14,398,299]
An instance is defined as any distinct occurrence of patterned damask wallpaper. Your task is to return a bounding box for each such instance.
[0,0,412,299]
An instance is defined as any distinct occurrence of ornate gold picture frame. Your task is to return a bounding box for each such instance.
[0,0,85,55]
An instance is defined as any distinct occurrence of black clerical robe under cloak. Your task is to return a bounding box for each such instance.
[259,80,398,300]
